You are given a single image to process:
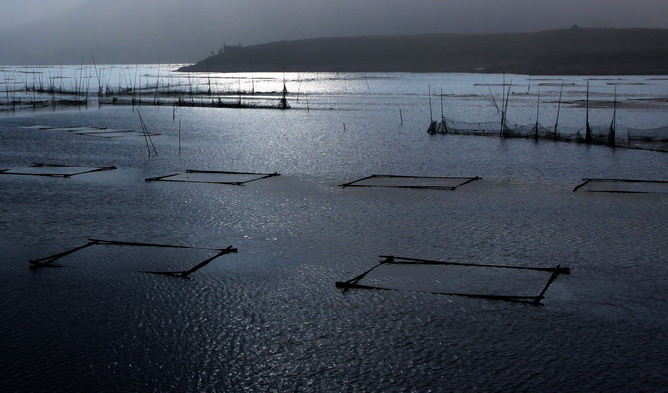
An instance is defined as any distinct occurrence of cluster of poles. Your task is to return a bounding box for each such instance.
[1,59,291,112]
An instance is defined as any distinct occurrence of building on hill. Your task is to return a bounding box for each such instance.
[218,43,243,55]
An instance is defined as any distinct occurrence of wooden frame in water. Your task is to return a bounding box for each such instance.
[21,124,160,138]
[573,178,668,194]
[0,163,117,178]
[336,255,570,305]
[340,174,481,191]
[28,238,238,278]
[145,169,280,186]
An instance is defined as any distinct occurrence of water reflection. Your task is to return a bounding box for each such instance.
[0,70,666,392]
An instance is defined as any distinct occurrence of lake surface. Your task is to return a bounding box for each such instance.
[1,68,667,392]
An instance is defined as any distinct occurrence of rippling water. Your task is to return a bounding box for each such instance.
[0,69,667,392]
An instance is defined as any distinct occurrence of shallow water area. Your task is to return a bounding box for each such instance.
[1,70,667,392]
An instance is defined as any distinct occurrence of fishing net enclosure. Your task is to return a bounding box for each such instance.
[573,178,668,194]
[436,117,622,140]
[337,256,569,305]
[625,126,668,142]
[432,117,668,150]
[29,239,237,277]
[340,174,481,190]
[0,163,116,178]
[21,125,159,138]
[145,170,280,186]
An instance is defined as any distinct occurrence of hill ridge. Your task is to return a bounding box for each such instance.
[178,27,668,75]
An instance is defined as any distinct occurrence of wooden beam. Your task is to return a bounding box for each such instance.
[143,246,237,278]
[379,255,570,274]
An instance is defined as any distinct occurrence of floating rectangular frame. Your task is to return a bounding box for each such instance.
[573,178,668,193]
[28,238,237,278]
[21,125,160,137]
[0,163,117,178]
[336,255,569,305]
[340,174,481,190]
[21,125,91,131]
[145,169,280,186]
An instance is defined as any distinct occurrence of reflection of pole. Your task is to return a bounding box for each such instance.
[534,89,540,140]
[500,75,505,137]
[501,80,512,138]
[554,81,564,139]
[609,86,617,147]
[440,88,444,121]
[427,85,437,134]
[428,84,433,122]
[279,83,289,109]
[137,110,152,156]
[439,88,448,133]
[585,81,592,144]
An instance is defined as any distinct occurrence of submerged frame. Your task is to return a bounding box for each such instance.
[145,169,280,186]
[0,163,117,178]
[28,238,237,278]
[336,256,570,305]
[340,174,481,190]
[573,178,668,193]
[22,125,159,137]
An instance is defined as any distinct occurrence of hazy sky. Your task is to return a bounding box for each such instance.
[0,0,85,28]
[2,0,668,64]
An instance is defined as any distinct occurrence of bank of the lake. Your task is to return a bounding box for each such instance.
[179,28,668,75]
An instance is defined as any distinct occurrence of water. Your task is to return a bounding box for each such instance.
[0,67,667,392]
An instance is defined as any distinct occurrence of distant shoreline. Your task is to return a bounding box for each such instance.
[178,27,668,75]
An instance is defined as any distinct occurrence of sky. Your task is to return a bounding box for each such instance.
[1,0,667,64]
[0,0,85,28]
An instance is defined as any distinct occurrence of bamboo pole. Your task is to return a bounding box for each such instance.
[440,88,444,121]
[179,246,236,277]
[500,75,506,137]
[29,240,100,267]
[572,179,592,192]
[336,256,393,288]
[89,238,230,251]
[533,265,563,305]
[336,281,544,304]
[153,60,161,104]
[92,55,102,98]
[609,86,617,147]
[428,84,433,122]
[379,255,570,274]
[502,81,512,137]
[137,110,152,156]
[579,178,668,184]
[554,81,564,139]
[143,246,238,278]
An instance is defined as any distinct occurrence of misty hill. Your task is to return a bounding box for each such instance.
[179,28,668,75]
[3,1,668,66]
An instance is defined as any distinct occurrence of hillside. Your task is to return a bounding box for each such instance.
[178,28,668,75]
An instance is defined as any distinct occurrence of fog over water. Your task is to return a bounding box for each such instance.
[2,0,668,64]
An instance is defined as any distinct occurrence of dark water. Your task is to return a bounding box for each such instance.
[1,74,667,392]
